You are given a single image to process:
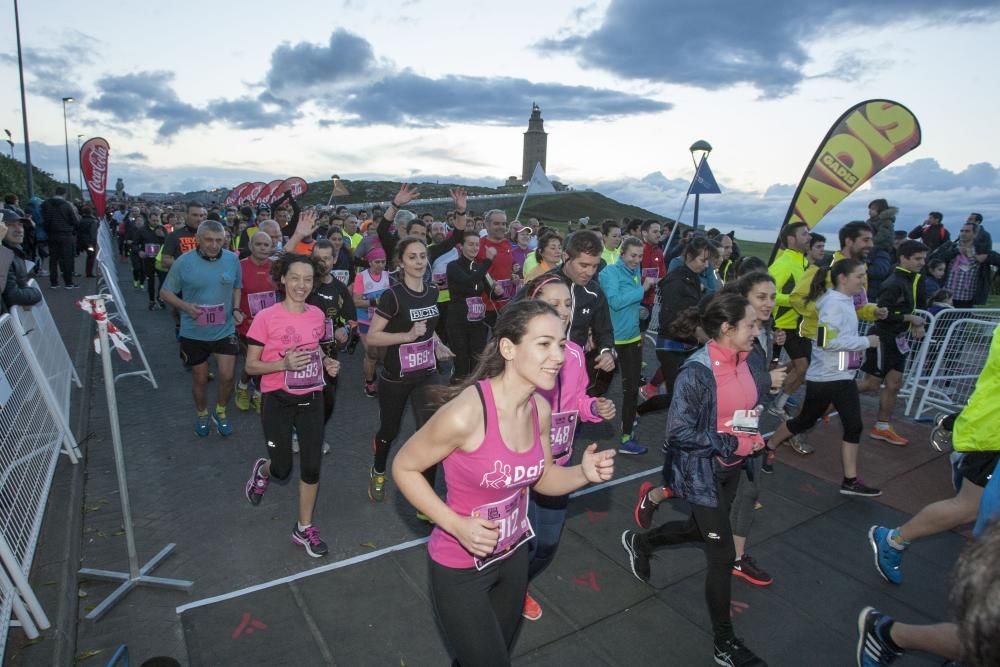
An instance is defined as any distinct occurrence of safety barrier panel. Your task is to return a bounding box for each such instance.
[0,312,64,647]
[95,224,158,388]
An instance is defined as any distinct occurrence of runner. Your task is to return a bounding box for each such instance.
[159,220,242,436]
[763,259,883,496]
[600,219,622,267]
[243,253,341,558]
[515,275,616,621]
[308,238,357,449]
[235,231,276,413]
[133,208,168,310]
[856,240,929,445]
[599,236,655,453]
[767,222,812,419]
[391,299,616,666]
[523,231,561,281]
[352,247,390,397]
[638,220,665,332]
[446,230,493,382]
[477,209,514,326]
[365,238,454,504]
[621,293,769,667]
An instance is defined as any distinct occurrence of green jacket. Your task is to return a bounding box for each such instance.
[768,249,808,330]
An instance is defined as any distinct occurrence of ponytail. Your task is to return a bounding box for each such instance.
[808,258,864,302]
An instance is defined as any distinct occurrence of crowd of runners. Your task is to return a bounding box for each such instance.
[7,184,998,667]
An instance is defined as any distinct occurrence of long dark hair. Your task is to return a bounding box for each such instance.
[723,270,774,298]
[431,300,560,405]
[807,257,863,303]
[671,292,751,341]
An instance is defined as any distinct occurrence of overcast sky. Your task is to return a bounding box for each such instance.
[2,0,999,241]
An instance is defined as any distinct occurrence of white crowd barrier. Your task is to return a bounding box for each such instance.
[0,312,71,649]
[95,222,159,388]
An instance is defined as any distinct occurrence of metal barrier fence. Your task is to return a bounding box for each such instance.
[0,312,67,650]
[95,223,158,388]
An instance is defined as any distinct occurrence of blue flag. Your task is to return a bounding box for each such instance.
[689,157,722,195]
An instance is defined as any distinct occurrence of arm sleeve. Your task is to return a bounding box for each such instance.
[822,300,871,352]
[374,289,399,321]
[3,266,42,308]
[162,233,180,258]
[768,257,794,308]
[600,269,642,311]
[666,369,737,458]
[907,224,923,240]
[788,266,817,317]
[337,282,358,323]
[876,281,906,325]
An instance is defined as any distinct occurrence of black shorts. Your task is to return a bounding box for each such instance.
[781,329,812,360]
[956,451,999,488]
[179,335,239,367]
[861,332,907,378]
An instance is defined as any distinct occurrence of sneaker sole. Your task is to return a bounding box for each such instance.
[617,447,647,455]
[841,487,882,498]
[521,605,543,621]
[869,432,908,446]
[620,531,648,583]
[245,459,267,506]
[856,606,876,667]
[867,527,898,584]
[291,534,328,558]
[731,568,773,587]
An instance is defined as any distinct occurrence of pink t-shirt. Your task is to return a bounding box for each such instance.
[707,341,762,458]
[245,302,326,395]
[429,379,545,570]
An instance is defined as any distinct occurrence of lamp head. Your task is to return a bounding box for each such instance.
[62,96,74,103]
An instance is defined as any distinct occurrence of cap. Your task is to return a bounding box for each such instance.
[256,203,270,212]
[366,246,386,262]
[511,222,532,235]
[1,210,30,224]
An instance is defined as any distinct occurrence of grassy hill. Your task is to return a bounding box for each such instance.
[0,155,83,202]
[502,191,666,225]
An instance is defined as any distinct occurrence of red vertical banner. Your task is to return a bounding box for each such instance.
[260,179,285,204]
[279,177,308,198]
[80,137,110,218]
[225,182,250,207]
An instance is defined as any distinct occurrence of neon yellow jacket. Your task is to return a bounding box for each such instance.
[790,251,880,340]
[954,324,1000,453]
[768,249,808,330]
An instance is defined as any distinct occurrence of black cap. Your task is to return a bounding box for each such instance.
[2,210,30,224]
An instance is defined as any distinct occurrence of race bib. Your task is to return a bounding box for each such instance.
[247,291,278,316]
[432,272,448,290]
[730,408,760,434]
[399,338,436,374]
[641,267,659,280]
[284,348,325,391]
[332,270,350,285]
[840,351,864,371]
[466,297,485,322]
[852,290,869,310]
[472,487,534,571]
[495,279,515,300]
[144,243,161,256]
[320,318,335,343]
[195,304,226,326]
[896,333,911,354]
[550,410,578,466]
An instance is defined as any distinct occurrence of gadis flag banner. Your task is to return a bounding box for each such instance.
[783,100,921,229]
[80,137,110,218]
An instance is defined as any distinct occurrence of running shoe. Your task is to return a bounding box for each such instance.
[245,458,269,506]
[868,526,903,585]
[64,283,79,289]
[766,403,792,419]
[634,482,659,529]
[194,413,211,437]
[713,637,766,666]
[761,448,776,474]
[841,478,882,497]
[133,280,143,289]
[235,386,251,411]
[789,434,814,455]
[368,468,387,502]
[618,438,648,455]
[638,383,659,401]
[364,381,378,398]
[291,524,329,558]
[251,392,262,414]
[621,530,650,582]
[870,425,908,446]
[212,407,233,436]
[732,554,773,586]
[157,298,166,309]
[50,283,60,289]
[148,301,156,311]
[522,592,542,621]
[856,607,903,666]
[929,413,953,452]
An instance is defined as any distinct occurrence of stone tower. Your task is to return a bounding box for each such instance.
[521,103,547,182]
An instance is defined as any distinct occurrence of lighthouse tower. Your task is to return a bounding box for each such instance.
[521,103,547,183]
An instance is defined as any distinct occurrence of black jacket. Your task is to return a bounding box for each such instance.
[446,256,492,322]
[873,266,926,336]
[2,242,42,311]
[907,222,950,252]
[77,214,100,251]
[546,264,614,353]
[657,264,703,342]
[40,197,79,237]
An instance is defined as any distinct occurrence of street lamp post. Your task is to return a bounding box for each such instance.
[689,140,712,231]
[14,0,35,199]
[77,134,85,195]
[62,97,74,194]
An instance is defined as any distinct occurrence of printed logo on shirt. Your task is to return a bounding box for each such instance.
[179,236,197,254]
[409,305,439,321]
[479,459,544,489]
[581,307,591,315]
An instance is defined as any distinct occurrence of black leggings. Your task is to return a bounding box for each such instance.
[261,389,324,484]
[130,247,144,282]
[322,373,338,425]
[374,375,439,475]
[637,464,740,642]
[447,317,489,382]
[786,379,863,443]
[615,340,642,437]
[143,259,162,301]
[636,348,692,414]
[430,547,529,667]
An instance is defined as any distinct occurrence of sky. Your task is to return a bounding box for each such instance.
[2,0,1000,243]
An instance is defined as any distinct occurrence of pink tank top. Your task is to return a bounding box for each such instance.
[428,379,545,569]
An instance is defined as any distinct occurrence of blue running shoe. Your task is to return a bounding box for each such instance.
[868,526,903,585]
[856,606,903,666]
[194,413,210,437]
[212,407,233,436]
[618,438,648,455]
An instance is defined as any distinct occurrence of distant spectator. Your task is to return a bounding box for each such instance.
[927,289,953,315]
[866,198,897,254]
[808,232,828,267]
[1,210,43,312]
[40,186,80,289]
[922,258,946,296]
[929,221,994,307]
[908,211,950,252]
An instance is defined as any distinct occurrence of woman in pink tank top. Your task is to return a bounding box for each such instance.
[393,300,617,667]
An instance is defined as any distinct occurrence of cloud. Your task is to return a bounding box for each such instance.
[265,29,381,93]
[540,0,1000,98]
[121,151,147,161]
[0,32,95,102]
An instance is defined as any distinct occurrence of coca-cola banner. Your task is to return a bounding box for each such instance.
[233,182,256,205]
[224,182,250,207]
[259,179,285,204]
[279,177,309,198]
[79,137,110,218]
[246,182,267,205]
